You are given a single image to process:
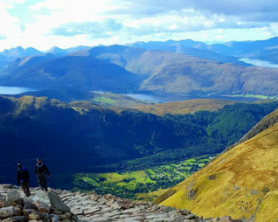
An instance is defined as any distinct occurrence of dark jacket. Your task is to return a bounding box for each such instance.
[35,162,50,178]
[17,167,29,184]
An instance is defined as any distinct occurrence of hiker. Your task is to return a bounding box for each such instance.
[17,163,31,197]
[35,158,50,191]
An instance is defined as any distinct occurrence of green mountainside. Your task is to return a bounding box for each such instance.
[0,95,278,190]
[73,154,217,201]
[156,108,278,221]
[134,99,238,116]
[15,89,154,108]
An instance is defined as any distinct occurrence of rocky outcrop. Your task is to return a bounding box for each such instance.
[0,184,77,222]
[0,184,242,222]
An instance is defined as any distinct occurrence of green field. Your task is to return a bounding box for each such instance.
[225,94,278,100]
[93,97,116,104]
[73,154,216,201]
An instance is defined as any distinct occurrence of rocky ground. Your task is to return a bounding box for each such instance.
[0,184,243,222]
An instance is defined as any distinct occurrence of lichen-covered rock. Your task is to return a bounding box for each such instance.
[40,212,51,222]
[22,209,33,217]
[0,185,244,222]
[6,190,22,206]
[31,191,70,213]
[30,191,51,205]
[35,202,51,213]
[2,216,28,222]
[0,206,17,219]
[28,212,41,220]
[48,192,70,212]
[13,207,21,216]
[23,200,38,211]
[49,214,59,222]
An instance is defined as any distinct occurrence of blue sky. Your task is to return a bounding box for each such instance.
[0,0,278,51]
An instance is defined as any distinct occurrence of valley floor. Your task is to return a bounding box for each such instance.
[73,155,217,201]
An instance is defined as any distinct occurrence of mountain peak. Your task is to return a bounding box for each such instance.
[0,46,41,59]
[47,46,64,53]
[15,46,24,50]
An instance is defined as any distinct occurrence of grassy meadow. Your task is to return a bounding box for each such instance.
[73,155,216,201]
[157,122,278,221]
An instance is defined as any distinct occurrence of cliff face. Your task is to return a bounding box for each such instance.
[155,110,278,221]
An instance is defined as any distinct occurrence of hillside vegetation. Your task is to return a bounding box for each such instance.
[15,89,154,108]
[135,99,237,116]
[73,154,216,201]
[0,95,278,190]
[156,109,278,221]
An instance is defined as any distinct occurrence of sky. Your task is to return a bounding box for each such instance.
[0,0,278,51]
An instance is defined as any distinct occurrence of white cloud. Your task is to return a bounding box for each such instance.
[0,0,278,51]
[12,0,27,4]
[0,1,25,50]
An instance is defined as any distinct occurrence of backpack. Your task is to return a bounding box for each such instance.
[21,167,29,181]
[37,163,46,180]
[37,163,45,174]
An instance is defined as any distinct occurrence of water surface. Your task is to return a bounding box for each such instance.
[0,87,263,103]
[0,86,35,95]
[125,93,260,103]
[239,58,278,68]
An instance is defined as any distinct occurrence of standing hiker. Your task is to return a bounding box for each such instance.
[35,158,50,191]
[17,163,31,197]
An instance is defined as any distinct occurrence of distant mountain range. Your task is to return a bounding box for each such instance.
[129,39,248,66]
[207,37,278,66]
[1,53,142,91]
[90,45,278,96]
[1,37,278,97]
[130,37,278,64]
[0,46,42,70]
[0,45,90,70]
[47,45,90,56]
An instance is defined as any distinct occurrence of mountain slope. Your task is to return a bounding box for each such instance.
[47,45,90,56]
[14,89,155,108]
[90,45,278,96]
[1,45,278,96]
[209,37,278,64]
[134,99,238,116]
[223,108,278,153]
[209,37,278,55]
[131,39,208,50]
[156,109,278,221]
[0,55,142,91]
[128,50,278,96]
[1,96,277,189]
[0,46,43,70]
[130,40,248,66]
[0,46,42,59]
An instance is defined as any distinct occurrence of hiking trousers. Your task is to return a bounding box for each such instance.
[21,181,30,196]
[38,175,48,191]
